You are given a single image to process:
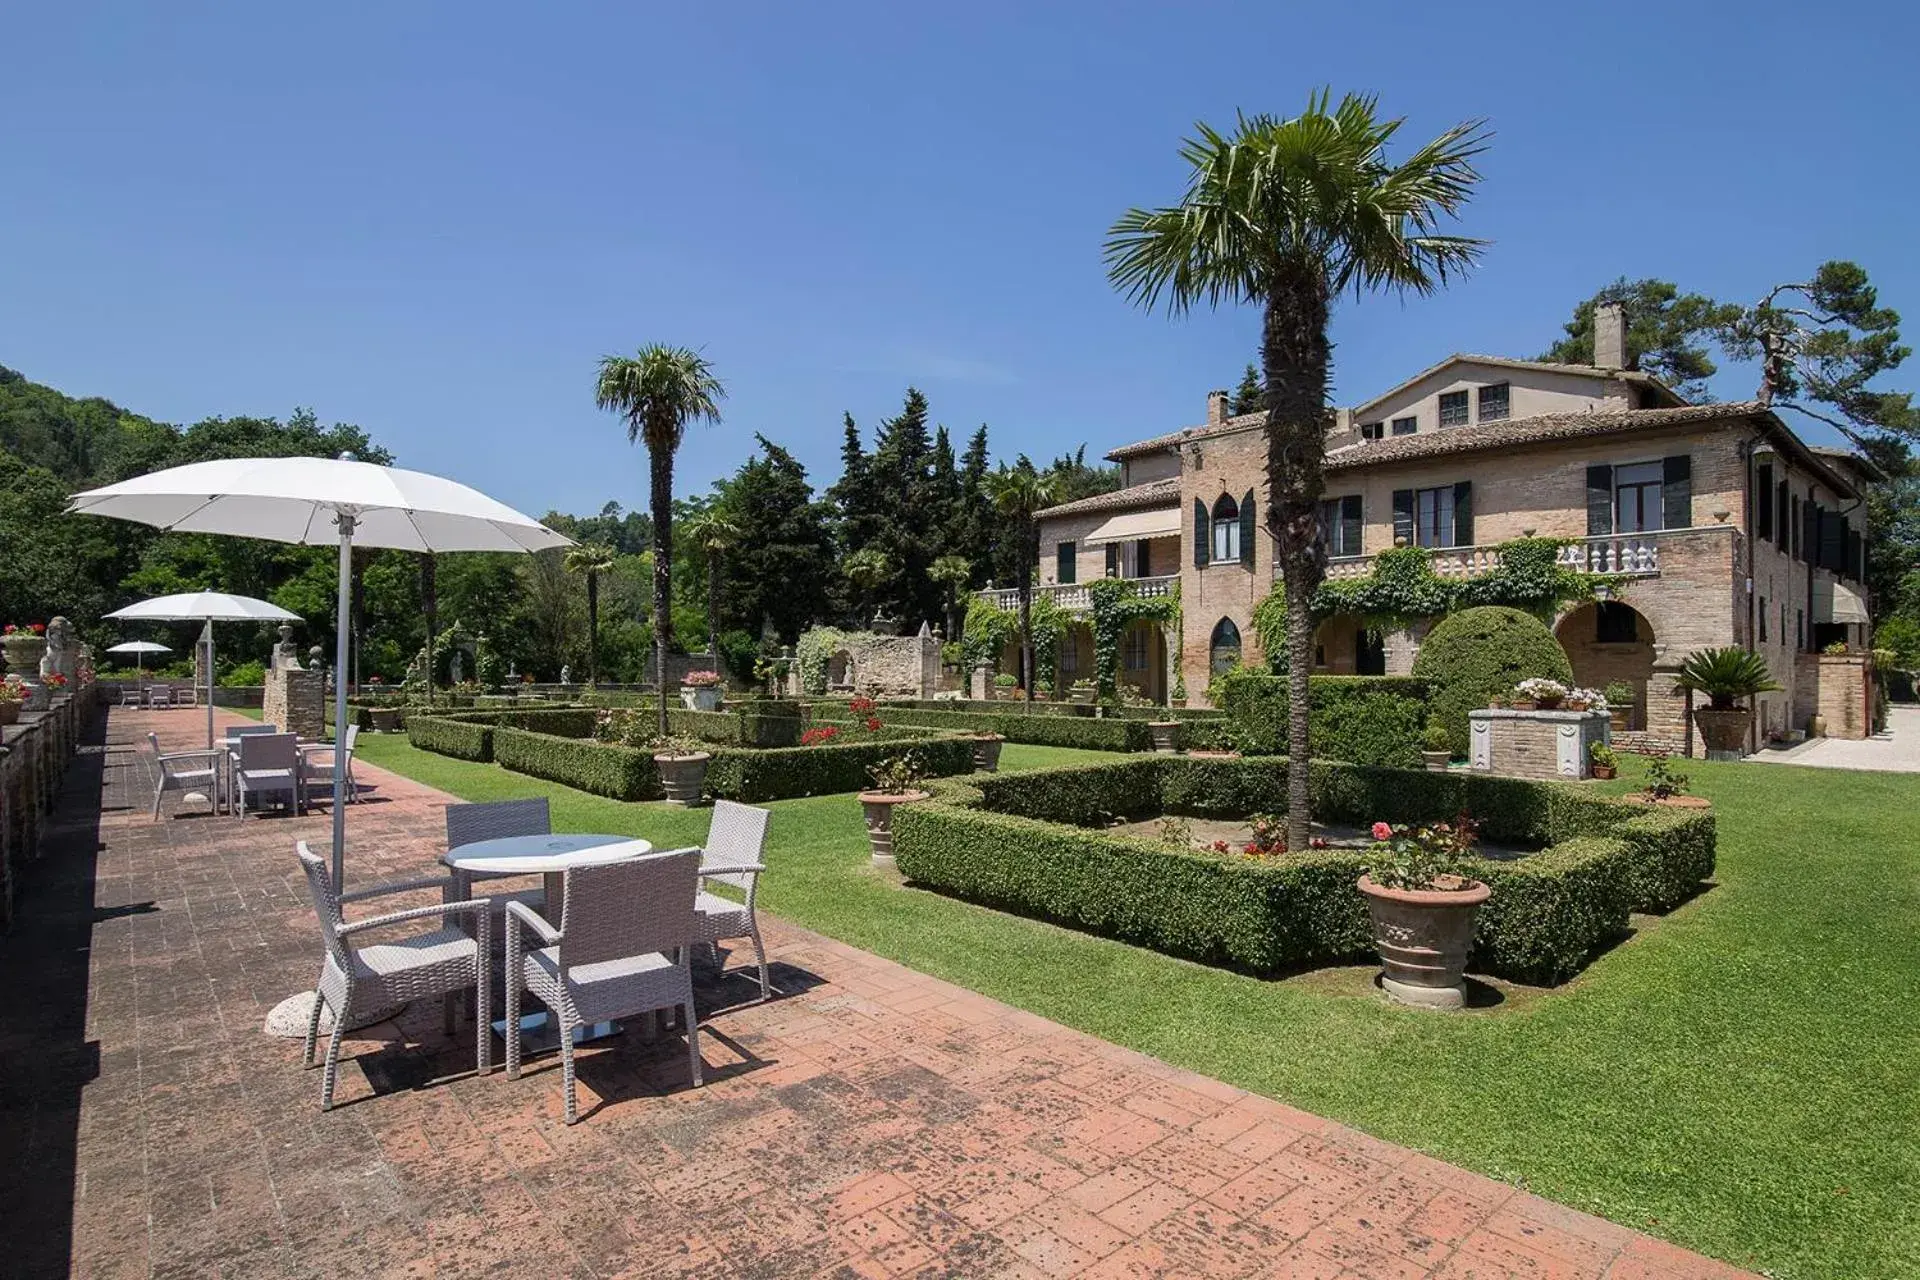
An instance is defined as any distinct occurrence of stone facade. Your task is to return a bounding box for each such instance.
[263,666,325,741]
[807,629,943,700]
[1794,652,1874,740]
[1469,709,1610,781]
[1,678,92,928]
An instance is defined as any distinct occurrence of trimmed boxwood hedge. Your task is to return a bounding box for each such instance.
[896,756,1715,986]
[809,704,1153,752]
[1217,674,1430,766]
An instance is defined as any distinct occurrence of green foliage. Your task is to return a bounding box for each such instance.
[1643,753,1691,800]
[1676,647,1784,709]
[962,596,1018,670]
[1540,278,1741,398]
[219,659,267,687]
[1412,606,1574,755]
[1086,578,1178,701]
[794,626,852,695]
[495,725,663,799]
[1216,672,1430,766]
[407,714,493,761]
[1228,363,1265,416]
[816,702,1154,752]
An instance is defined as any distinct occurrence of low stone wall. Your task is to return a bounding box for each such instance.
[1469,708,1610,781]
[1794,652,1873,740]
[263,667,325,741]
[2,680,95,929]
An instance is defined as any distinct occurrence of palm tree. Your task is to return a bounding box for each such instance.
[681,509,742,658]
[1107,92,1487,848]
[595,346,725,733]
[563,542,617,688]
[842,547,896,623]
[928,553,973,642]
[985,464,1060,707]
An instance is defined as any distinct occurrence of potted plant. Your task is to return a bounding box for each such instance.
[1487,691,1509,710]
[993,672,1018,702]
[966,730,1004,772]
[1676,647,1781,761]
[680,670,724,712]
[1420,721,1451,772]
[650,734,712,806]
[1146,718,1183,754]
[2,623,47,679]
[1514,677,1568,710]
[1069,679,1096,705]
[1603,681,1635,731]
[0,674,24,727]
[1170,673,1188,710]
[1357,817,1490,1010]
[858,753,929,867]
[1626,753,1711,808]
[1588,741,1618,780]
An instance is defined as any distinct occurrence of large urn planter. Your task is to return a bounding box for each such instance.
[654,751,711,805]
[859,789,928,867]
[1356,874,1491,1010]
[1421,750,1451,773]
[1147,721,1183,754]
[2,633,46,678]
[681,686,723,713]
[368,707,403,732]
[967,732,1004,773]
[1692,707,1751,761]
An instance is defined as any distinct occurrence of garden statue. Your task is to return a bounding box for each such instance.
[506,660,517,681]
[559,664,570,685]
[273,623,301,670]
[41,616,76,679]
[449,649,464,684]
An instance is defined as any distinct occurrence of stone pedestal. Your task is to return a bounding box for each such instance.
[264,666,326,740]
[1469,709,1611,781]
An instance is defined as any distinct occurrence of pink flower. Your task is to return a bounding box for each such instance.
[1371,822,1393,841]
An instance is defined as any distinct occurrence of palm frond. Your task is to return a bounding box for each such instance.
[594,345,725,451]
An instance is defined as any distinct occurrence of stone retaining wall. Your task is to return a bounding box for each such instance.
[1,680,95,929]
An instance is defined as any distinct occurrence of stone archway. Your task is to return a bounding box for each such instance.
[1555,601,1656,730]
[826,649,854,691]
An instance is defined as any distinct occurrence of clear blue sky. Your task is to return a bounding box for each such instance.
[4,3,1914,518]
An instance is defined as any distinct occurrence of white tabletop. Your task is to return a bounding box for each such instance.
[442,833,654,875]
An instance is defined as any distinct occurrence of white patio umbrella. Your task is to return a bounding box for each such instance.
[72,455,571,889]
[104,639,171,683]
[106,592,301,749]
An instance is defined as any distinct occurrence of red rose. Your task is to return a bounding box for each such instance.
[865,717,883,732]
[1371,822,1393,841]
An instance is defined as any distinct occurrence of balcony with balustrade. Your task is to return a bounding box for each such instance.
[977,574,1179,613]
[1295,532,1672,584]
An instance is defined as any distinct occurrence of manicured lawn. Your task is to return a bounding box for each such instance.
[351,733,1920,1280]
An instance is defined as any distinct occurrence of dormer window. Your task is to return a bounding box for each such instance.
[1391,416,1417,436]
[1360,421,1384,441]
[1477,383,1510,422]
[1438,390,1470,427]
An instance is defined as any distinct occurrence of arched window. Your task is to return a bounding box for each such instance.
[1209,617,1242,676]
[1211,493,1240,563]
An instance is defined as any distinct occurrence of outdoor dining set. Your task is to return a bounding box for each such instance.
[146,722,360,819]
[296,796,771,1124]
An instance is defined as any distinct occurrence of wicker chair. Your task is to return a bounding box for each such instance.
[120,684,143,708]
[505,849,704,1123]
[445,797,551,923]
[693,801,773,1000]
[295,841,491,1111]
[146,731,218,820]
[236,732,302,816]
[175,684,198,707]
[301,724,361,803]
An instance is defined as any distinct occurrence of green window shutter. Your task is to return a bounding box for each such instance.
[1193,498,1210,567]
[1586,464,1614,536]
[1239,489,1256,564]
[1104,543,1119,577]
[1057,541,1076,585]
[1391,489,1415,547]
[1452,481,1473,547]
[1136,538,1151,578]
[1340,495,1362,556]
[1662,455,1691,530]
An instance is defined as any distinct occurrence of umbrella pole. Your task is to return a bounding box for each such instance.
[331,514,355,891]
[203,621,216,750]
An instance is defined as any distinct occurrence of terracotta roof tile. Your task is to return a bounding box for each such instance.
[1325,402,1763,471]
[1037,476,1179,519]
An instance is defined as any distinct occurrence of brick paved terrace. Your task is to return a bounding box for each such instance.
[0,705,1758,1279]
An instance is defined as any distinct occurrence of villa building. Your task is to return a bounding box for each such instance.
[982,305,1878,752]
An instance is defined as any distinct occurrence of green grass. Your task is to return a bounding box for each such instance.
[351,733,1920,1280]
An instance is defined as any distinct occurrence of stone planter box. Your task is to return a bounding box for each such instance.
[1468,708,1611,781]
[681,686,723,712]
[967,734,1003,773]
[1147,722,1183,754]
[367,707,404,733]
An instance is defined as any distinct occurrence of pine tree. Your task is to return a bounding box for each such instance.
[716,435,837,642]
[958,424,994,584]
[1229,363,1265,416]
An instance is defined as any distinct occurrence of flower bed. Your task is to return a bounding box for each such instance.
[892,756,1714,985]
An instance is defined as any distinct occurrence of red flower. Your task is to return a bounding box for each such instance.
[1371,821,1393,841]
[800,726,842,747]
[864,717,883,732]
[30,623,44,634]
[850,696,877,716]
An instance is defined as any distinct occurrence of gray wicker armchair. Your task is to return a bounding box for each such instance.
[505,848,704,1123]
[146,732,218,820]
[445,797,551,927]
[693,801,772,1000]
[295,841,492,1111]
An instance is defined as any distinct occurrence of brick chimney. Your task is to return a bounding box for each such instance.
[1594,302,1628,369]
[1206,389,1229,426]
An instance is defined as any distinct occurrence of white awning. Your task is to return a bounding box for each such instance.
[1084,506,1180,545]
[1815,580,1871,624]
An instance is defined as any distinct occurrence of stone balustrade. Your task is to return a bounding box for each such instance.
[977,575,1178,613]
[2,678,96,929]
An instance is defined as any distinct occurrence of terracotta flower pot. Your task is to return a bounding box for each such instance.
[1421,750,1451,773]
[1147,721,1183,754]
[1692,707,1750,760]
[1590,763,1617,780]
[1510,698,1536,711]
[653,751,712,806]
[0,700,18,727]
[1608,708,1630,732]
[1357,874,1491,1010]
[859,789,929,866]
[1534,695,1564,710]
[967,734,1003,773]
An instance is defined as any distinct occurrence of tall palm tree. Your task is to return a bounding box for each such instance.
[595,346,725,733]
[1107,92,1487,847]
[681,509,741,658]
[928,553,973,642]
[563,542,617,688]
[985,464,1060,708]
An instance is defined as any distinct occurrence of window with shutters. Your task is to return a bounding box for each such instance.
[1105,543,1120,578]
[1791,495,1802,559]
[1391,416,1418,436]
[1123,624,1151,672]
[1056,541,1077,585]
[1414,486,1456,547]
[1476,383,1510,422]
[1318,496,1363,556]
[1210,494,1240,563]
[1438,390,1470,427]
[1614,461,1664,532]
[1775,480,1789,548]
[1360,421,1384,441]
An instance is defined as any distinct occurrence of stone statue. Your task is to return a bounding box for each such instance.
[273,624,301,670]
[559,665,571,686]
[506,660,517,681]
[41,616,75,679]
[449,649,465,684]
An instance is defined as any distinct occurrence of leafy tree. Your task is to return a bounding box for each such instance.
[1043,445,1121,505]
[594,345,725,733]
[1107,91,1488,849]
[928,553,974,641]
[563,542,618,686]
[680,509,741,656]
[1229,363,1266,416]
[984,462,1060,705]
[842,546,897,621]
[1540,279,1740,398]
[711,435,836,643]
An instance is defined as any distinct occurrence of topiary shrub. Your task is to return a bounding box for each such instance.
[1412,606,1573,755]
[1216,673,1429,766]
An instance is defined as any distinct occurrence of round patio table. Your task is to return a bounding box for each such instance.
[441,833,655,1050]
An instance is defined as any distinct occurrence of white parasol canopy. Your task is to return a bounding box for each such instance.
[105,640,172,654]
[74,455,571,890]
[106,593,300,749]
